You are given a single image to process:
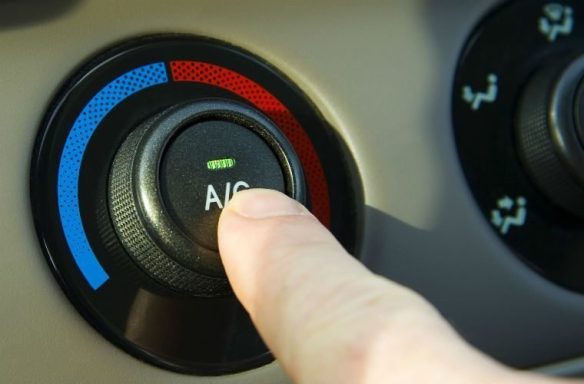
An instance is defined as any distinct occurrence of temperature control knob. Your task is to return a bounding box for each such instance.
[108,100,305,293]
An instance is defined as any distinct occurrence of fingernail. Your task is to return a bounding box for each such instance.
[228,189,307,219]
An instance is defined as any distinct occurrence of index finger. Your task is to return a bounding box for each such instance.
[218,189,544,384]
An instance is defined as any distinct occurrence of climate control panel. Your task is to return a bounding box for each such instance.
[30,35,361,375]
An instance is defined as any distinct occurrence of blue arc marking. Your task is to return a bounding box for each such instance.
[57,63,168,290]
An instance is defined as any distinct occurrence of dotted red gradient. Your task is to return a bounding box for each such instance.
[170,61,331,227]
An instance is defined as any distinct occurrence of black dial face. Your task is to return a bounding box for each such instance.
[30,35,363,375]
[160,119,287,250]
[453,0,584,293]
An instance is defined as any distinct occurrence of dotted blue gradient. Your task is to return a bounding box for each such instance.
[57,63,168,290]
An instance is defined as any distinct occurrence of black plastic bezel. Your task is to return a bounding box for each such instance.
[30,34,363,375]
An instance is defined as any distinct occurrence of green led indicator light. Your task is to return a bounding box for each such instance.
[207,158,237,171]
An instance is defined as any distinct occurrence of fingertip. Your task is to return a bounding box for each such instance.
[217,189,311,277]
[221,188,309,220]
[217,189,316,310]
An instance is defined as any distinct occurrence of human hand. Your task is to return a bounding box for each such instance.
[218,189,574,384]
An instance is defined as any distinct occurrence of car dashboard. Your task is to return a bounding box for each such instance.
[2,0,584,382]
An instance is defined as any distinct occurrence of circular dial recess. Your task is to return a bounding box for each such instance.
[31,35,362,375]
[453,0,584,293]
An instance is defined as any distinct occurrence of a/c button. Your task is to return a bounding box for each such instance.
[159,120,286,252]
